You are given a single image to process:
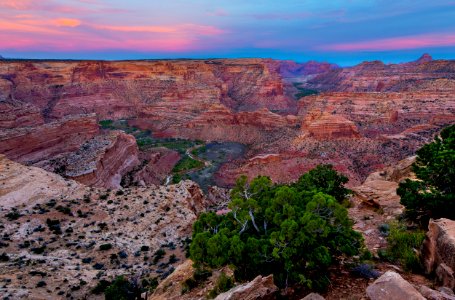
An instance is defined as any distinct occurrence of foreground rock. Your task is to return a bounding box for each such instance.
[0,154,85,209]
[349,156,415,251]
[422,218,455,290]
[149,260,195,300]
[419,285,455,300]
[366,271,425,300]
[352,156,415,214]
[215,275,278,300]
[301,293,325,300]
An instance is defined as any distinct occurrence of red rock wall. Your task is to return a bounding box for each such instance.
[0,114,99,163]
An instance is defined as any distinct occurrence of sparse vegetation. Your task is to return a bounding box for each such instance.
[92,280,111,294]
[6,208,21,221]
[46,218,62,234]
[379,222,425,272]
[104,276,141,300]
[292,82,319,99]
[153,248,166,264]
[99,119,114,128]
[99,243,113,251]
[181,268,212,294]
[208,272,234,298]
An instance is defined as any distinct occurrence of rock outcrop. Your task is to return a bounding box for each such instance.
[215,275,278,300]
[422,218,455,290]
[366,271,425,300]
[352,156,415,214]
[0,99,44,128]
[303,57,455,92]
[130,148,180,186]
[350,156,415,250]
[301,293,325,300]
[303,113,360,139]
[419,285,455,300]
[0,154,85,209]
[60,131,139,189]
[150,259,195,300]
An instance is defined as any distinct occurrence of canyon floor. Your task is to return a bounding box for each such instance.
[0,54,454,299]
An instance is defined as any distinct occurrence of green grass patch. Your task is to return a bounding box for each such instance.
[294,88,319,99]
[191,145,207,157]
[291,82,319,99]
[172,156,204,173]
[99,119,114,129]
[379,222,425,272]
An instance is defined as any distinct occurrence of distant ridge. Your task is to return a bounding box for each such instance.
[0,55,4,60]
[416,53,433,63]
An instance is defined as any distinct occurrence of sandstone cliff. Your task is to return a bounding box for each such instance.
[0,114,99,164]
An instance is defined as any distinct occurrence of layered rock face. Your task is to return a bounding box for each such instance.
[422,219,455,290]
[0,99,44,129]
[303,113,361,139]
[303,54,455,92]
[0,114,99,164]
[297,92,455,137]
[0,59,294,120]
[130,148,181,186]
[60,131,140,189]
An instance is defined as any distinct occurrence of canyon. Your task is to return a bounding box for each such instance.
[0,54,454,299]
[0,55,453,188]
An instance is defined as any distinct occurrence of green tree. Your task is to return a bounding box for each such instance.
[189,166,363,291]
[294,165,350,203]
[104,276,140,300]
[397,124,455,225]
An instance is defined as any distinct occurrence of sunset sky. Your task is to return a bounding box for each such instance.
[0,0,454,65]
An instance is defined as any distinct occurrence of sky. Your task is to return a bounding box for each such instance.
[0,0,454,65]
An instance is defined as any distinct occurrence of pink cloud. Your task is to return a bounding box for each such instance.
[0,0,34,10]
[321,33,455,51]
[0,30,194,52]
[94,23,225,35]
[0,13,225,53]
[53,18,81,27]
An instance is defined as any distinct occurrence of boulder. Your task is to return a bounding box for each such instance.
[422,218,455,290]
[366,271,425,300]
[301,293,325,300]
[215,275,278,300]
[419,285,455,300]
